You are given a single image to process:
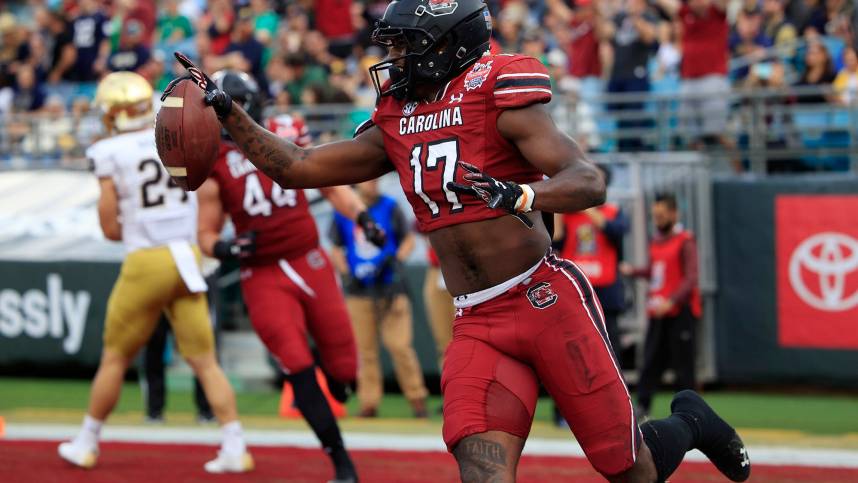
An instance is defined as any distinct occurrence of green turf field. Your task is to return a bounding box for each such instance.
[1,377,857,436]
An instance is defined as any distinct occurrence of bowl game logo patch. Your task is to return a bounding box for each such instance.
[527,282,558,309]
[464,60,493,91]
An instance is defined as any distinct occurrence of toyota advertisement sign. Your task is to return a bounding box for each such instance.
[776,195,858,349]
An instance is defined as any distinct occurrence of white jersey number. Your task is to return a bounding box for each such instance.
[408,138,463,218]
[139,159,187,208]
[243,172,297,217]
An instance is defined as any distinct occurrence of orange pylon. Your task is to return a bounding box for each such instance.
[279,368,347,419]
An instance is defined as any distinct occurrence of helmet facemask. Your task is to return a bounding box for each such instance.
[369,7,491,101]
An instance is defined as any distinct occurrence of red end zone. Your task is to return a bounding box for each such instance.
[3,440,858,483]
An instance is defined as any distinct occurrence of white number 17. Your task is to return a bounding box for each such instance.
[409,138,464,217]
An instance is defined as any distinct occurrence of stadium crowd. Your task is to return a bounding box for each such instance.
[0,0,856,164]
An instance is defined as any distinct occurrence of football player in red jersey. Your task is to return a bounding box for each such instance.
[195,70,386,483]
[164,1,751,480]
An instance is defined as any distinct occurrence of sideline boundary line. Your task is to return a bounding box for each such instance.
[6,423,858,468]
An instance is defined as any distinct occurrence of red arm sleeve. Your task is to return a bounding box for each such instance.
[492,56,553,110]
[670,236,699,306]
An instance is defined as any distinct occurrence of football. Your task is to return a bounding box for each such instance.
[155,79,221,191]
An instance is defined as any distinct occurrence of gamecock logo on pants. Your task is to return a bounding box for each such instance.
[526,282,558,309]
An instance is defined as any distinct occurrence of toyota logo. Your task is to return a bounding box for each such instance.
[788,232,858,312]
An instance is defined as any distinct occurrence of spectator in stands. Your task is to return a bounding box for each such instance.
[20,30,50,83]
[270,53,327,105]
[834,45,858,104]
[602,0,658,151]
[22,95,74,159]
[665,0,740,170]
[762,0,798,57]
[107,21,151,73]
[208,7,268,97]
[67,0,111,82]
[797,0,827,35]
[795,39,837,103]
[198,0,235,56]
[496,1,530,53]
[157,0,196,53]
[329,179,429,419]
[548,0,605,83]
[303,30,337,71]
[12,64,46,113]
[741,60,804,172]
[277,5,311,56]
[249,0,278,68]
[314,0,356,58]
[730,6,772,81]
[621,193,701,421]
[40,8,74,85]
[824,0,854,42]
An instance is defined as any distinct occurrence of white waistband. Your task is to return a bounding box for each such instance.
[453,257,544,309]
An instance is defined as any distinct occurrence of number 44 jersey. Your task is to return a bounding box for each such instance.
[88,128,197,252]
[210,139,319,266]
[372,53,552,233]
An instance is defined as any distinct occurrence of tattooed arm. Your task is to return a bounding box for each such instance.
[220,104,391,189]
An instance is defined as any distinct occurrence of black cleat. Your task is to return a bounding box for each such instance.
[671,390,751,482]
[328,446,358,483]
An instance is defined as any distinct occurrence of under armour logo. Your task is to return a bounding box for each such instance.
[455,308,463,317]
[449,93,463,104]
[740,447,750,467]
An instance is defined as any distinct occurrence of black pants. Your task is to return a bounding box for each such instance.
[142,317,211,418]
[637,307,697,414]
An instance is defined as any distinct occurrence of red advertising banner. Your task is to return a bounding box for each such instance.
[776,195,858,349]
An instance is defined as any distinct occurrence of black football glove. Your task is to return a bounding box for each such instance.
[446,162,535,228]
[161,52,233,119]
[213,231,257,260]
[357,211,387,248]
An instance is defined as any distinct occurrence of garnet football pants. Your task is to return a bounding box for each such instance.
[240,248,357,383]
[442,253,642,477]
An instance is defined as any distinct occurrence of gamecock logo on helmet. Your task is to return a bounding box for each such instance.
[789,232,858,312]
[527,282,558,309]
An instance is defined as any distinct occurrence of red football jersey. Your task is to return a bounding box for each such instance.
[211,142,319,265]
[372,53,551,233]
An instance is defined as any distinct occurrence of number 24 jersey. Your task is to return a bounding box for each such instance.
[372,53,552,233]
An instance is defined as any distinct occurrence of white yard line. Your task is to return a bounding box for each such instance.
[6,423,858,469]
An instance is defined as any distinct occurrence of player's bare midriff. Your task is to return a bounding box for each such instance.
[428,211,550,296]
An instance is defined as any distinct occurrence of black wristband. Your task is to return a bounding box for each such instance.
[357,211,372,227]
[213,239,235,260]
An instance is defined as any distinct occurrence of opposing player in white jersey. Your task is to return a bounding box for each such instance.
[58,72,253,474]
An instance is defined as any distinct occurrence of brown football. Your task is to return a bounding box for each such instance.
[155,79,221,191]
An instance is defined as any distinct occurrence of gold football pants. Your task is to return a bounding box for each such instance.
[103,245,214,359]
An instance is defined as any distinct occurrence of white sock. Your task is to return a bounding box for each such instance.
[221,420,246,455]
[74,415,102,448]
